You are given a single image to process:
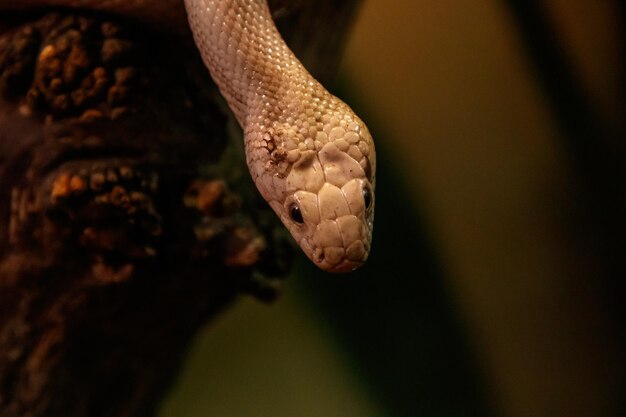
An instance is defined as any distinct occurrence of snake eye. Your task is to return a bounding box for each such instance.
[289,204,304,224]
[363,186,372,209]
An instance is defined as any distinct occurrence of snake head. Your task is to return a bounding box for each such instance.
[268,138,375,273]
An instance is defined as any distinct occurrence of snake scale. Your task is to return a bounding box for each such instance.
[1,0,376,272]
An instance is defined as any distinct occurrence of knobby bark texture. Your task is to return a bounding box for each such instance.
[0,1,361,416]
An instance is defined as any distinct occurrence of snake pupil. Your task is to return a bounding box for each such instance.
[363,187,372,209]
[290,204,304,224]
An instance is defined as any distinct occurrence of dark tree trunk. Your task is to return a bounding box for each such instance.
[0,1,361,416]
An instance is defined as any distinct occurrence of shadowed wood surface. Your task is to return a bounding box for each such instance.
[0,1,361,416]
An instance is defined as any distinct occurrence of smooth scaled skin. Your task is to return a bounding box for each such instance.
[184,0,376,272]
[0,0,376,272]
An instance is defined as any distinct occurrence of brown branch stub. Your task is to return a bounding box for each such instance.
[0,11,295,417]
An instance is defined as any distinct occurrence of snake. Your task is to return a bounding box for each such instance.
[1,0,376,273]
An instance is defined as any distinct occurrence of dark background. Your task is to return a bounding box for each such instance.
[160,1,625,416]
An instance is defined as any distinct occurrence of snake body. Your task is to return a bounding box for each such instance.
[2,0,376,272]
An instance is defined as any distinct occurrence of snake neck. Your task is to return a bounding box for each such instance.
[185,0,312,126]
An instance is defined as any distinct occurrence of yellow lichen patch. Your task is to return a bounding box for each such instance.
[196,180,225,213]
[50,173,72,202]
[225,227,266,267]
[38,44,56,61]
[184,180,229,215]
[69,175,87,193]
[92,260,134,284]
[109,185,130,207]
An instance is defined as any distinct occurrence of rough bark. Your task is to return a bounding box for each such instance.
[0,1,361,416]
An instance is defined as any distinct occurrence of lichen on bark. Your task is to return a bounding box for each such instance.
[0,2,360,415]
[0,11,295,417]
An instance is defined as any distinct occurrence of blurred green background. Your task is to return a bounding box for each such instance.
[160,0,625,416]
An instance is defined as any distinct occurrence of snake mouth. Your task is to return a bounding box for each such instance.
[325,259,364,273]
[313,249,366,273]
[301,237,370,273]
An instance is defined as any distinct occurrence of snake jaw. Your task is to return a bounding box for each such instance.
[259,132,375,272]
[270,172,374,273]
[299,211,373,273]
